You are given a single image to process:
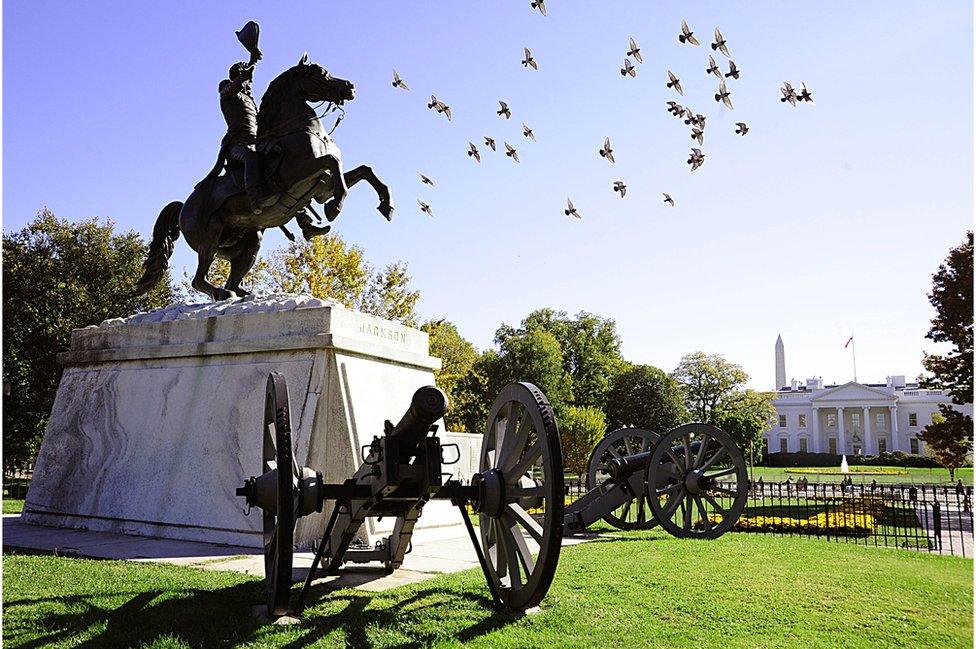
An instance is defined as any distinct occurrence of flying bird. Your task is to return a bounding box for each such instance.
[468,142,481,162]
[497,100,512,119]
[679,20,700,45]
[714,79,733,109]
[780,82,798,106]
[621,58,637,77]
[613,180,627,198]
[484,136,496,151]
[531,0,546,16]
[695,113,707,128]
[392,69,410,91]
[711,27,730,57]
[418,200,433,217]
[522,47,538,70]
[504,142,520,162]
[683,108,697,126]
[690,127,704,145]
[427,95,452,121]
[419,173,434,186]
[725,60,740,80]
[798,82,814,104]
[687,147,705,171]
[627,37,643,64]
[663,193,675,207]
[522,123,536,141]
[667,70,683,95]
[735,122,749,135]
[599,137,615,163]
[667,101,684,116]
[565,198,581,219]
[706,55,722,79]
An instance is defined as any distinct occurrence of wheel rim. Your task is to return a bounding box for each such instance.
[587,428,660,530]
[477,382,564,610]
[264,372,297,617]
[646,423,747,539]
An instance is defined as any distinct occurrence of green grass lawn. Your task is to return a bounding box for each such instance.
[748,466,973,486]
[3,530,972,648]
[3,498,25,515]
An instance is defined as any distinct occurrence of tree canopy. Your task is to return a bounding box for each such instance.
[671,351,749,423]
[605,364,688,433]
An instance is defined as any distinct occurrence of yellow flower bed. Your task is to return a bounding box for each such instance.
[712,507,876,537]
[784,467,907,476]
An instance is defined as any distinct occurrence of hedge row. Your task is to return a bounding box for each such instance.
[761,451,943,469]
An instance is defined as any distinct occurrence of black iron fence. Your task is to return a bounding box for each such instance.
[3,462,33,501]
[564,476,973,557]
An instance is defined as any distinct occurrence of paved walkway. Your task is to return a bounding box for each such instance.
[2,514,593,592]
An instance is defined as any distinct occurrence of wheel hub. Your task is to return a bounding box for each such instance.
[684,468,709,495]
[472,468,505,517]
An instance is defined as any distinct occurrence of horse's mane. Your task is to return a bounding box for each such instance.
[257,65,301,136]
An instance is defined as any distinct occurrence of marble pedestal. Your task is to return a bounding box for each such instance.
[23,296,447,549]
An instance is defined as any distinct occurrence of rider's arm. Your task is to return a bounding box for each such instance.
[219,65,254,98]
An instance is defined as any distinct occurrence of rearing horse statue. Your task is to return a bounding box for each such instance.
[133,53,393,301]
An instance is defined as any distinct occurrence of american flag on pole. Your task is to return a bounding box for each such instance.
[844,335,854,348]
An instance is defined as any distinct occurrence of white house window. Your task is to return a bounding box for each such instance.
[852,413,861,430]
[909,412,918,427]
[910,437,919,455]
[778,415,787,428]
[828,438,838,454]
[827,413,836,428]
[876,413,885,428]
[878,438,887,454]
[798,414,807,428]
[799,438,808,453]
[779,438,788,453]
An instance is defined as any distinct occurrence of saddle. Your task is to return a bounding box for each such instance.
[194,143,285,219]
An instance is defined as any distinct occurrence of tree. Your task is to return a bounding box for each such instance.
[713,389,776,461]
[671,352,749,423]
[450,350,501,436]
[605,364,688,432]
[920,411,970,480]
[363,262,420,327]
[421,320,478,431]
[494,327,574,413]
[559,405,607,476]
[2,209,177,468]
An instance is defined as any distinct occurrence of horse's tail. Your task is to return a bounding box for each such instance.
[132,201,183,297]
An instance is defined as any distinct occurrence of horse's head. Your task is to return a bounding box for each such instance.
[294,52,355,105]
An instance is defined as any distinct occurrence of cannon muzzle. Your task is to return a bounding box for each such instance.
[387,386,448,455]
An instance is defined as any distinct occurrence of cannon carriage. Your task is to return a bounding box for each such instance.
[238,373,747,618]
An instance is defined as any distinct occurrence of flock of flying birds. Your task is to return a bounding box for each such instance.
[393,8,814,219]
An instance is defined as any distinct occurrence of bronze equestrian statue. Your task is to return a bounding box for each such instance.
[134,22,393,301]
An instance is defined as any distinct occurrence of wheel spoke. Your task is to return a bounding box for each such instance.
[507,503,545,543]
[662,489,684,519]
[665,447,684,470]
[702,493,729,517]
[683,433,692,470]
[636,495,647,525]
[694,437,710,468]
[619,498,632,522]
[656,482,681,497]
[683,494,693,530]
[624,436,634,457]
[492,519,508,579]
[500,524,522,589]
[700,446,728,471]
[705,467,737,481]
[507,484,545,499]
[499,404,530,467]
[508,439,543,479]
[502,510,536,574]
[695,496,712,532]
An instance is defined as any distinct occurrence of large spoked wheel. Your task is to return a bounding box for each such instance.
[587,428,661,530]
[263,372,299,617]
[646,423,747,539]
[475,382,564,611]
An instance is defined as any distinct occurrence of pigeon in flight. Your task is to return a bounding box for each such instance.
[706,55,722,79]
[613,180,627,198]
[687,148,705,171]
[599,137,615,163]
[695,113,707,128]
[679,20,700,45]
[522,123,536,141]
[504,142,520,162]
[419,173,435,186]
[663,193,675,207]
[627,37,643,64]
[392,69,410,91]
[497,101,512,119]
[484,136,496,151]
[418,200,433,217]
[683,108,697,126]
[780,82,798,106]
[531,0,546,16]
[690,127,704,145]
[428,95,452,121]
[667,70,683,95]
[735,122,749,136]
[621,58,637,77]
[797,82,814,104]
[468,142,481,162]
[711,27,730,57]
[522,48,538,70]
[714,80,733,109]
[565,198,581,219]
[667,101,684,116]
[725,60,740,80]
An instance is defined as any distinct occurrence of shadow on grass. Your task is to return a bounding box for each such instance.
[4,576,521,648]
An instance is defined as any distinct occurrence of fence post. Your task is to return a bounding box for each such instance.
[932,501,942,552]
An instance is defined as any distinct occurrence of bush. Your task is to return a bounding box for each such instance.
[559,406,607,476]
[761,451,942,469]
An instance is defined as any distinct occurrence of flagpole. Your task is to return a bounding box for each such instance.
[851,338,857,383]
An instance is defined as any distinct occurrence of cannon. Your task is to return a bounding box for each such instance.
[239,373,748,619]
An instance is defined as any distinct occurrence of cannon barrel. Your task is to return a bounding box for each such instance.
[606,440,706,481]
[388,385,448,456]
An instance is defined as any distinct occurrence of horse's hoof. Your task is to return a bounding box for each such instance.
[212,288,237,302]
[325,204,342,222]
[378,203,394,221]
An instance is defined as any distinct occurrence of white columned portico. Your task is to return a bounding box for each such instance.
[889,405,899,451]
[862,406,871,454]
[837,407,846,455]
[812,406,821,452]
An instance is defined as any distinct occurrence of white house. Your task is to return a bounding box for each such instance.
[765,336,971,456]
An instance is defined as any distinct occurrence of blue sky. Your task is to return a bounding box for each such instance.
[3,1,972,390]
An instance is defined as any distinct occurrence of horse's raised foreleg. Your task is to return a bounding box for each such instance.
[222,230,262,297]
[343,165,394,221]
[192,246,236,302]
[321,155,348,222]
